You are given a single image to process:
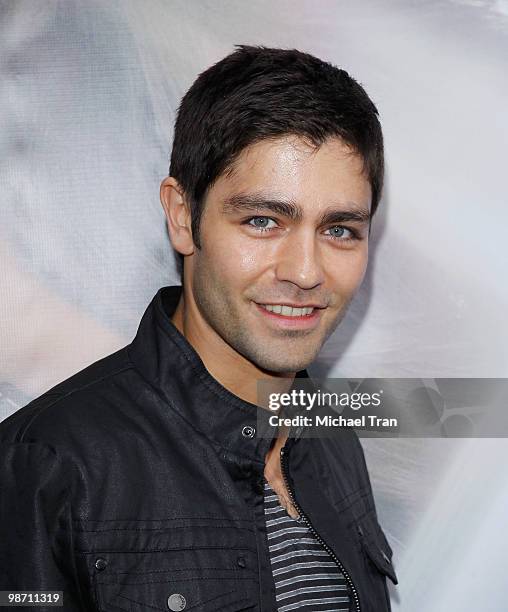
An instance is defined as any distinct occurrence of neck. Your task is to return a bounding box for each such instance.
[170,290,295,408]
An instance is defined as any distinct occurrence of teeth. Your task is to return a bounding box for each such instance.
[262,304,314,317]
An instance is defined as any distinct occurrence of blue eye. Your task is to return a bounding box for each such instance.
[326,226,355,241]
[247,217,277,230]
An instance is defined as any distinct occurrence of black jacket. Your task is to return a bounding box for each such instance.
[0,285,397,611]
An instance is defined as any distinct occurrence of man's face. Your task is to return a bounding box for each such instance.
[186,135,372,374]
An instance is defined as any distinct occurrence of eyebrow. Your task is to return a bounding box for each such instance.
[221,193,371,225]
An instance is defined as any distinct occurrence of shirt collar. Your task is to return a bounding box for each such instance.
[127,285,310,467]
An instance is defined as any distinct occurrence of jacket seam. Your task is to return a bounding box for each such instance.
[73,525,255,533]
[332,486,373,510]
[72,516,253,523]
[97,566,254,575]
[18,359,134,443]
[76,545,255,554]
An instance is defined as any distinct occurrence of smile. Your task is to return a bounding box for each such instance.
[260,304,314,317]
[254,302,323,330]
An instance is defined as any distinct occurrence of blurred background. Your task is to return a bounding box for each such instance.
[1,1,507,609]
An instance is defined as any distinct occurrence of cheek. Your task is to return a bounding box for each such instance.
[208,232,273,276]
[327,248,369,293]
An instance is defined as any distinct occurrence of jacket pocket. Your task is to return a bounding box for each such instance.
[79,519,258,612]
[352,513,398,612]
[92,549,257,612]
[355,515,398,586]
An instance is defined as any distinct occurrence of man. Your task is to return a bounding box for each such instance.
[0,45,397,611]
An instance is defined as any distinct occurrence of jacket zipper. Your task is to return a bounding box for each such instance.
[279,446,361,612]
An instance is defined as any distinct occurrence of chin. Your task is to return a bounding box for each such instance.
[250,352,316,375]
[230,331,321,375]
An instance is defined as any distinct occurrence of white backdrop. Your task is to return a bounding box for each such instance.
[1,1,507,609]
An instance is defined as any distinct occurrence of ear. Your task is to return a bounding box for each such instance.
[160,177,195,256]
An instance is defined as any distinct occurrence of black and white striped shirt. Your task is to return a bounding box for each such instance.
[263,478,351,612]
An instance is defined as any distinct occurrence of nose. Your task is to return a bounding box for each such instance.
[274,228,325,290]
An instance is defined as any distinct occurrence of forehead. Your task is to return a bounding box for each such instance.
[213,135,372,211]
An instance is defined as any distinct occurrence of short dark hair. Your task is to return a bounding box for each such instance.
[169,45,383,278]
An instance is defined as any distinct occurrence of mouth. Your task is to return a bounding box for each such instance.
[259,303,316,317]
[254,302,325,329]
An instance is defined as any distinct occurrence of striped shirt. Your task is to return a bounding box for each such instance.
[263,477,351,612]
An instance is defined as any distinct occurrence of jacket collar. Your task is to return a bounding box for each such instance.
[127,285,309,467]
